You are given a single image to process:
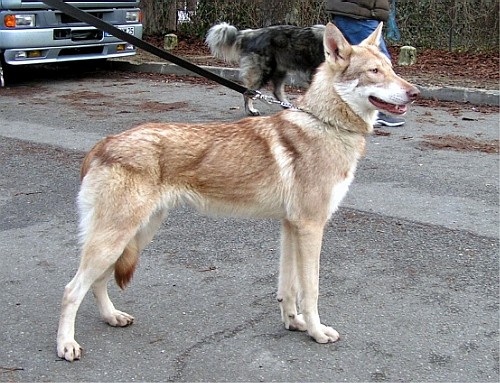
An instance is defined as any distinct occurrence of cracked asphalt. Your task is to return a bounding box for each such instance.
[0,67,498,382]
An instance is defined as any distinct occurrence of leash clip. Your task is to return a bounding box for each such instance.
[244,89,262,100]
[244,89,299,110]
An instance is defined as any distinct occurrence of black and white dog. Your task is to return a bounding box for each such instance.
[206,22,325,115]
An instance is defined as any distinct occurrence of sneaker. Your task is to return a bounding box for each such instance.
[375,112,405,127]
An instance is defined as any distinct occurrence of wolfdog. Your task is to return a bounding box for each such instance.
[206,22,325,116]
[57,23,419,361]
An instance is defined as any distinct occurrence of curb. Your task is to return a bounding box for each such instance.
[109,61,500,107]
[417,85,499,107]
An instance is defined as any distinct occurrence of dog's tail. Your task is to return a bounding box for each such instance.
[80,140,104,181]
[205,22,241,63]
[115,240,139,289]
[80,138,140,289]
[80,138,111,181]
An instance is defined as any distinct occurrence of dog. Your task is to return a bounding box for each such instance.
[205,22,325,116]
[57,22,419,361]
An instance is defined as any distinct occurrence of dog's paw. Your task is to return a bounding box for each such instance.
[57,340,82,362]
[247,108,261,116]
[284,313,307,332]
[104,310,134,327]
[309,324,340,344]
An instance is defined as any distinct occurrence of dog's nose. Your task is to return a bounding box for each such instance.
[407,86,420,101]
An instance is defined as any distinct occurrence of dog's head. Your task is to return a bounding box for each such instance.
[322,22,419,124]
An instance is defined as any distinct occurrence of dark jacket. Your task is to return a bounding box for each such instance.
[325,0,390,22]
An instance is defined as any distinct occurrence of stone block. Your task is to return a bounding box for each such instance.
[398,45,417,66]
[164,33,178,51]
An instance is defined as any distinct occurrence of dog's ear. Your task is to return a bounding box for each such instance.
[359,22,383,48]
[323,22,352,65]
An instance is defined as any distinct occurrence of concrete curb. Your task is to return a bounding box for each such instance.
[109,60,500,106]
[417,85,499,106]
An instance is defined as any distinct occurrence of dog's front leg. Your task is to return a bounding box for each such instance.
[244,95,261,116]
[277,220,307,331]
[285,220,339,343]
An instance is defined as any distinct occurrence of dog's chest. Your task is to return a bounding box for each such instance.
[328,167,355,218]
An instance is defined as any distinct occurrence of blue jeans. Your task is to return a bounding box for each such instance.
[332,15,390,59]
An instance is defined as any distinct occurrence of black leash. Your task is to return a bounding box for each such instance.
[41,0,248,95]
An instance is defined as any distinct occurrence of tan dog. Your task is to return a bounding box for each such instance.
[57,22,419,361]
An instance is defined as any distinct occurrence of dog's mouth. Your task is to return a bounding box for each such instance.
[369,96,408,115]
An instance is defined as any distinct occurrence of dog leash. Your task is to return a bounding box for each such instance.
[41,0,298,110]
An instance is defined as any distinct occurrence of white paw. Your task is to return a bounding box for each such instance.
[284,313,307,332]
[104,310,134,327]
[246,107,261,116]
[57,340,82,362]
[309,324,340,344]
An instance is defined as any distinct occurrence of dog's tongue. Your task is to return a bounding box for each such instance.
[369,97,408,115]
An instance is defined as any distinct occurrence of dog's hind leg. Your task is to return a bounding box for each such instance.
[271,71,289,107]
[92,265,134,327]
[57,236,135,362]
[285,219,340,344]
[57,186,161,361]
[92,208,167,327]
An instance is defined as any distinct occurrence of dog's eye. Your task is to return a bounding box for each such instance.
[370,68,379,74]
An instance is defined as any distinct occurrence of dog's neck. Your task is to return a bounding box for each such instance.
[298,69,375,135]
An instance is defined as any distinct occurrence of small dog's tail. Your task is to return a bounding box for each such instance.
[205,22,241,63]
[115,239,139,290]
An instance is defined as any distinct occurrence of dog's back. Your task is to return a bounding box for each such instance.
[239,24,325,73]
[206,22,325,70]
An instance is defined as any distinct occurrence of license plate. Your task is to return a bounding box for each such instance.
[105,26,135,37]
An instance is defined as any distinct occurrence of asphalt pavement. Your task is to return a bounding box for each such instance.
[0,66,498,382]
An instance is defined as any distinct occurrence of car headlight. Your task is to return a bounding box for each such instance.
[125,11,141,23]
[5,14,36,28]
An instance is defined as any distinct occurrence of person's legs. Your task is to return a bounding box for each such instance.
[332,15,390,58]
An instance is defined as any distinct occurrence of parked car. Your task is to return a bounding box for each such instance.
[0,0,143,85]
